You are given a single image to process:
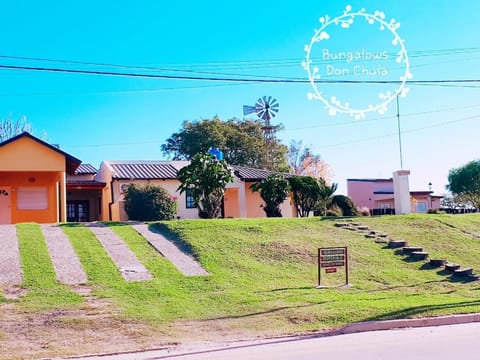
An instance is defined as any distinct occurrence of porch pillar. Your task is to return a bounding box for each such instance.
[239,183,247,218]
[59,171,67,222]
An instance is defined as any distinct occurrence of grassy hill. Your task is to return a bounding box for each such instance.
[3,214,480,356]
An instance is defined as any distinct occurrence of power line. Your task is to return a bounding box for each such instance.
[2,63,480,85]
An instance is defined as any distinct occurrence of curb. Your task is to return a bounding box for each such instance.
[333,313,480,335]
[71,313,480,359]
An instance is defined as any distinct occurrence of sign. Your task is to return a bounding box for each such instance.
[303,5,411,119]
[318,246,349,287]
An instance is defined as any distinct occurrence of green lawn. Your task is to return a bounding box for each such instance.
[8,215,480,334]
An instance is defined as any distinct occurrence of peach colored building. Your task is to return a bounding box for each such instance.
[96,160,296,221]
[0,132,81,224]
[0,133,296,223]
[347,178,442,214]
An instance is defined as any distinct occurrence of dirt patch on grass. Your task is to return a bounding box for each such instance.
[0,287,175,360]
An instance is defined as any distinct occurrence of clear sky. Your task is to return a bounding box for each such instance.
[1,0,480,195]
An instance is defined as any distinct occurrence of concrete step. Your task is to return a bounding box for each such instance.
[388,240,408,248]
[429,259,447,268]
[410,251,429,260]
[402,246,423,254]
[454,267,473,277]
[445,263,461,272]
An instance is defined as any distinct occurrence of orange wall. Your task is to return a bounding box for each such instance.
[0,137,65,171]
[224,188,240,218]
[0,171,60,223]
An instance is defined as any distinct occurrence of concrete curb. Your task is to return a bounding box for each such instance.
[71,313,480,359]
[332,313,480,335]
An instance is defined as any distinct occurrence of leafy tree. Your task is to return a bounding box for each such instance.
[288,140,332,182]
[177,153,234,219]
[251,174,291,217]
[315,180,338,216]
[330,195,359,216]
[162,117,289,171]
[124,184,176,221]
[288,176,323,217]
[447,160,480,209]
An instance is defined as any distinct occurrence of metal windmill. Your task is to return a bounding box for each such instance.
[243,96,280,169]
[242,96,280,141]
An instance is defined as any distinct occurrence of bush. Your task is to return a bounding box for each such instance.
[325,204,342,217]
[427,209,446,214]
[330,195,359,216]
[124,184,176,221]
[358,206,371,216]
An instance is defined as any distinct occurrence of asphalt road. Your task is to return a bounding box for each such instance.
[80,322,480,360]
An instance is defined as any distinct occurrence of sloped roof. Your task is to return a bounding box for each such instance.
[66,179,106,189]
[347,178,393,182]
[0,132,81,174]
[74,163,97,175]
[231,165,291,181]
[107,161,178,180]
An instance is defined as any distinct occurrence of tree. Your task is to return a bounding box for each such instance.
[288,140,332,182]
[330,195,359,216]
[0,116,32,141]
[162,117,289,171]
[124,184,176,221]
[251,174,291,217]
[316,179,338,216]
[288,176,323,217]
[177,153,234,219]
[447,160,480,209]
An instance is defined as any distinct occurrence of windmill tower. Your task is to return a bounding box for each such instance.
[243,96,280,168]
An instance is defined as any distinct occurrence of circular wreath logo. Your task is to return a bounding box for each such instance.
[302,5,412,119]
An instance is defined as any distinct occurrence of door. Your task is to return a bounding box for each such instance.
[67,201,90,222]
[0,187,11,224]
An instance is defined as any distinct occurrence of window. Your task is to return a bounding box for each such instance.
[17,187,48,210]
[185,189,196,208]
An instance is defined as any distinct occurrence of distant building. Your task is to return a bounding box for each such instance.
[347,176,442,215]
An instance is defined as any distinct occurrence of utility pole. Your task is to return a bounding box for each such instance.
[396,94,404,169]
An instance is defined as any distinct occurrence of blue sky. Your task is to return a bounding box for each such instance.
[1,0,480,195]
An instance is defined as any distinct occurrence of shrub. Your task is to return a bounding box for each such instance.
[358,206,371,216]
[251,174,291,217]
[325,204,342,217]
[124,184,176,221]
[330,195,359,216]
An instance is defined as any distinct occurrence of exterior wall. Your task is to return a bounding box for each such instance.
[224,188,240,218]
[431,197,442,210]
[0,137,65,171]
[108,178,199,221]
[243,181,295,218]
[347,179,393,209]
[96,162,114,221]
[0,171,61,223]
[0,137,67,224]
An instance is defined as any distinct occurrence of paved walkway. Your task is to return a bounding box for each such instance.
[41,224,88,285]
[131,223,209,276]
[87,223,153,281]
[0,225,23,285]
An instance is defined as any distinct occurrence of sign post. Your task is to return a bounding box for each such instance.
[318,246,349,287]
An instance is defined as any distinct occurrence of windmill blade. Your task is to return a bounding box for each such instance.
[243,105,257,116]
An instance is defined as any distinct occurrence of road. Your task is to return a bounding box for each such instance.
[80,322,480,360]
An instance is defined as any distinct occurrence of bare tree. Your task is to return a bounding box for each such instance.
[0,116,33,141]
[288,140,332,182]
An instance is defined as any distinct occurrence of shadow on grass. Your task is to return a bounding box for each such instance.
[363,299,480,321]
[202,301,329,321]
[148,222,196,257]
